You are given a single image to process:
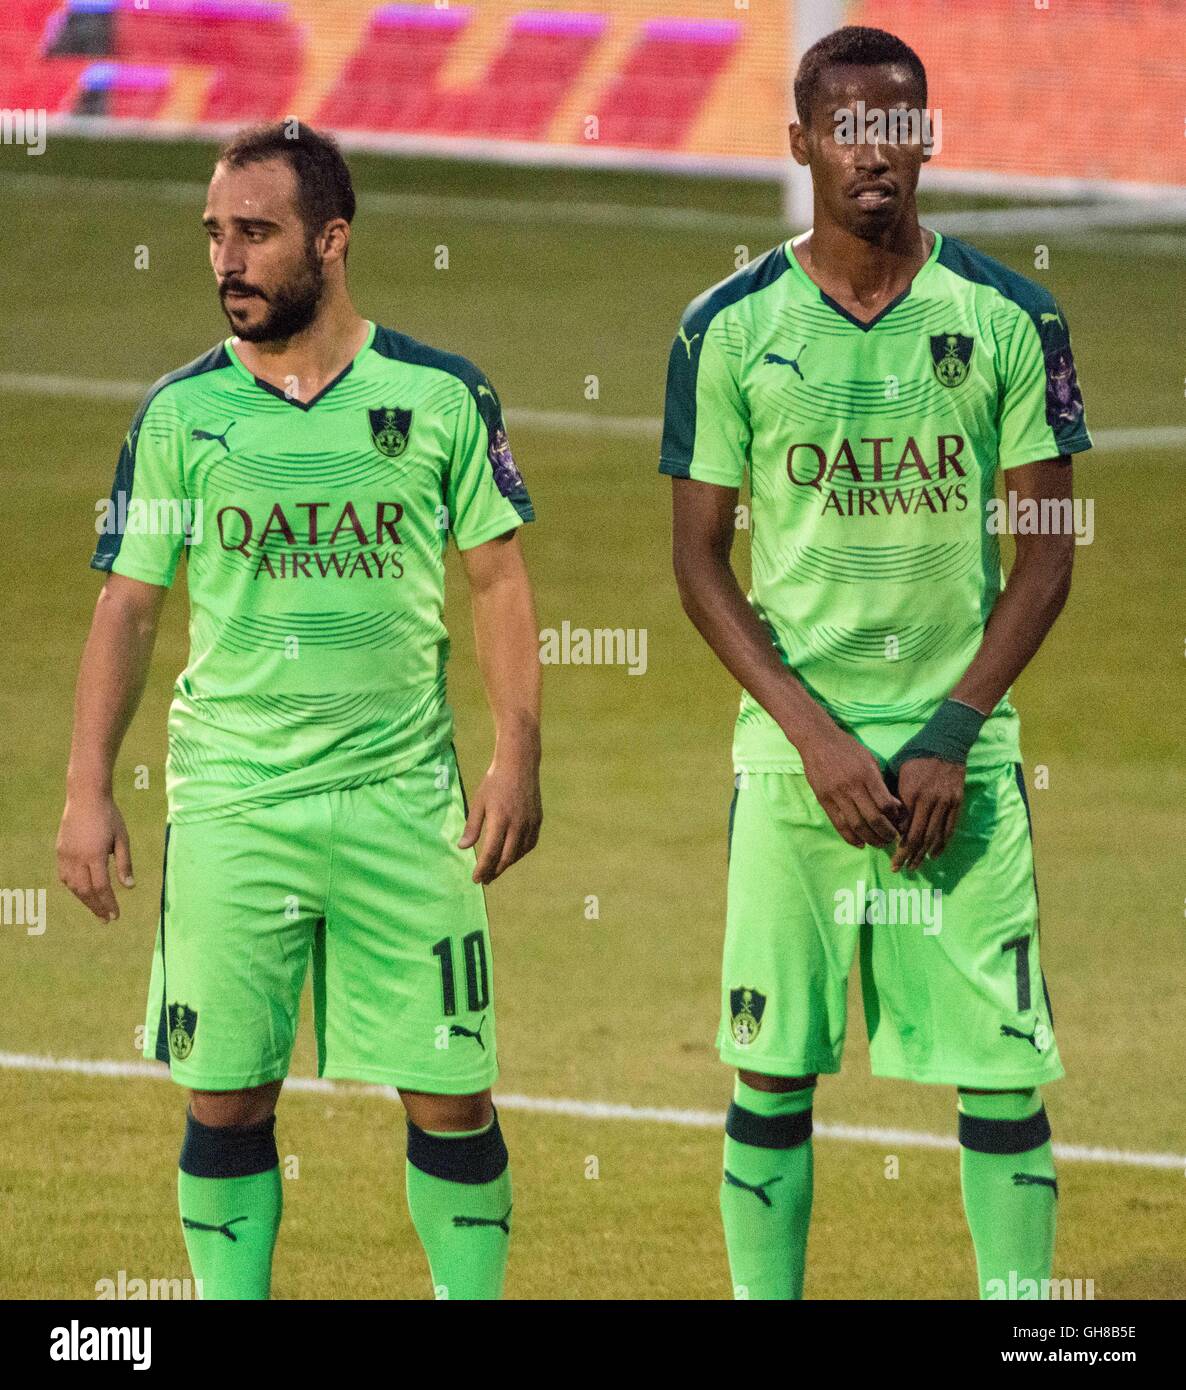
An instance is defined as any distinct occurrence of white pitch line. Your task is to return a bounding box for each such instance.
[1,371,1183,454]
[1,1051,1181,1171]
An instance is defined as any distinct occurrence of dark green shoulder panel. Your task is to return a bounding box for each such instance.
[937,235,1060,323]
[372,326,532,521]
[372,324,487,396]
[91,343,232,572]
[660,243,791,476]
[938,235,1089,453]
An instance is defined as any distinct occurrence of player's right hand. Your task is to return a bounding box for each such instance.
[56,795,135,922]
[798,729,905,849]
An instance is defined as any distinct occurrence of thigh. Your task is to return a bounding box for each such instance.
[319,751,497,1093]
[143,798,327,1090]
[864,762,1064,1088]
[718,771,867,1078]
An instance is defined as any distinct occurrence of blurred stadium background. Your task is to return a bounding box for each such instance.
[1,0,1184,1300]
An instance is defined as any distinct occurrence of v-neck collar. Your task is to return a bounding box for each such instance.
[784,230,942,332]
[224,319,376,411]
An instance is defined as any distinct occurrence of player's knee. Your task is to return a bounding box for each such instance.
[189,1082,281,1129]
[400,1087,493,1134]
[738,1070,817,1094]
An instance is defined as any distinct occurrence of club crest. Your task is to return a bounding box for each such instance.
[168,1002,198,1061]
[930,332,974,388]
[368,406,413,458]
[729,987,766,1045]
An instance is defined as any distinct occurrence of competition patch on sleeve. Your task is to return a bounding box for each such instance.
[1044,345,1084,430]
[488,425,524,497]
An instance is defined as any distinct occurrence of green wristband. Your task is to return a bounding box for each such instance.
[886,698,987,776]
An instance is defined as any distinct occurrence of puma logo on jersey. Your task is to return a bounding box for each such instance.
[1000,1022,1045,1052]
[191,422,235,451]
[181,1215,248,1242]
[764,344,807,379]
[476,384,495,401]
[677,326,701,359]
[452,1204,512,1235]
[723,1169,783,1208]
[448,1015,487,1051]
[1012,1172,1058,1197]
[1040,312,1062,327]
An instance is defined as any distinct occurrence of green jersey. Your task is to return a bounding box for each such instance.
[660,231,1091,773]
[93,320,533,822]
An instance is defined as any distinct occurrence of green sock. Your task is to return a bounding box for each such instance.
[958,1088,1058,1299]
[405,1111,512,1300]
[720,1077,815,1300]
[177,1110,282,1300]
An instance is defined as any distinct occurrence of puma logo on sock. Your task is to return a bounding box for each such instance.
[723,1169,783,1208]
[182,1215,248,1242]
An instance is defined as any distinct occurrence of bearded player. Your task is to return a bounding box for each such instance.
[57,123,540,1300]
[661,28,1090,1299]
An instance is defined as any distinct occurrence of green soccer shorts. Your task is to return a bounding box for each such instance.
[719,762,1063,1089]
[142,746,497,1094]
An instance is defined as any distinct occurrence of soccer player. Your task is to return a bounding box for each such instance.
[660,27,1090,1299]
[56,124,541,1300]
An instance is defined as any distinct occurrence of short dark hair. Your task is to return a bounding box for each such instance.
[217,122,356,237]
[794,26,927,127]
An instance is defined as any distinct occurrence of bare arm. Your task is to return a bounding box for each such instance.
[457,530,542,883]
[57,573,168,920]
[891,457,1075,870]
[672,477,903,848]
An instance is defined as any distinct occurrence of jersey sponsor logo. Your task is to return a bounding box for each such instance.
[930,332,974,388]
[216,500,407,580]
[368,406,413,458]
[167,1002,198,1060]
[190,421,236,451]
[785,434,970,518]
[763,344,807,379]
[487,426,524,498]
[1043,345,1085,430]
[728,986,766,1045]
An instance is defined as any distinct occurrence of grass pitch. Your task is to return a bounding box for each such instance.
[1,137,1184,1300]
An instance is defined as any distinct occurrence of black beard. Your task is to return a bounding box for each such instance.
[221,245,325,343]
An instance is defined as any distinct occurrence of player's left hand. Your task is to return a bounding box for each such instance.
[458,751,542,884]
[890,757,965,872]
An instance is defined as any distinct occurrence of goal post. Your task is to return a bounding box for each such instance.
[785,0,845,230]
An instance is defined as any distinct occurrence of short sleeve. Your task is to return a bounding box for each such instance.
[659,309,751,487]
[447,372,534,551]
[998,302,1092,470]
[90,391,187,586]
